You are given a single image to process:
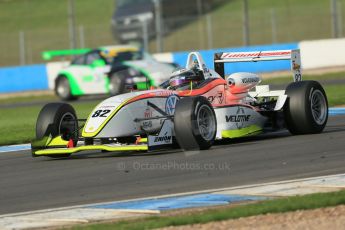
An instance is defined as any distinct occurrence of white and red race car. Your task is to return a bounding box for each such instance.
[32,49,328,157]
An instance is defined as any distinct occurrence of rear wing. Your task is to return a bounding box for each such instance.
[214,49,302,82]
[42,49,91,61]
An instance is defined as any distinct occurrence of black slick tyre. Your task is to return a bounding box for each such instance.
[174,96,217,150]
[109,72,127,96]
[284,80,328,134]
[36,103,79,157]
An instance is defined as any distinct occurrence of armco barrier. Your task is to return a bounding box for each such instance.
[0,64,48,93]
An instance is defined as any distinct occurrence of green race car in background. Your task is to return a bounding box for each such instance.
[43,45,175,100]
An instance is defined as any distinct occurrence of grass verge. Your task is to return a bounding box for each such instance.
[0,94,58,105]
[71,189,345,230]
[324,85,345,107]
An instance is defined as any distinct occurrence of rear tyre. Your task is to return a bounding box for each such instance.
[109,72,127,96]
[174,96,217,150]
[55,76,78,101]
[284,80,328,134]
[36,103,79,157]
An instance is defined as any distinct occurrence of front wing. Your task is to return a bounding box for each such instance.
[33,144,148,156]
[31,120,174,157]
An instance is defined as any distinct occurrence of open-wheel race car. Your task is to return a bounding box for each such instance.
[31,49,328,157]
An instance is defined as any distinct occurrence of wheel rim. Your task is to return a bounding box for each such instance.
[59,112,78,140]
[311,89,327,125]
[197,105,216,141]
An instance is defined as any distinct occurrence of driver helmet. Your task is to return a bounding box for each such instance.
[169,67,204,89]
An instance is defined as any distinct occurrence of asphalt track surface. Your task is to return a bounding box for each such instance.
[0,116,345,215]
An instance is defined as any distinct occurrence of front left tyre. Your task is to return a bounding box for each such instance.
[36,103,79,157]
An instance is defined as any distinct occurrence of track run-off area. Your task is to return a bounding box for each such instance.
[0,114,344,215]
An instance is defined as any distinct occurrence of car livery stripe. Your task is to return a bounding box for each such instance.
[126,92,173,104]
[221,125,262,138]
[125,82,225,106]
[177,78,226,97]
[125,78,227,104]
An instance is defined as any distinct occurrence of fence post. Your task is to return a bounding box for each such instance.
[19,31,26,65]
[197,0,204,49]
[142,20,149,53]
[79,25,85,48]
[331,0,339,38]
[153,0,163,52]
[206,13,213,49]
[68,0,77,49]
[271,8,277,43]
[243,0,250,46]
[338,0,343,37]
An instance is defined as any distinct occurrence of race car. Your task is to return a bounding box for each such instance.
[44,45,175,100]
[31,49,328,157]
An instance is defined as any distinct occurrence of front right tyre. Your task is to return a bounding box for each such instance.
[174,96,217,150]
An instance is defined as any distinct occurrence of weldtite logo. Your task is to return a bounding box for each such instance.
[225,107,250,129]
[154,132,172,143]
[165,94,180,116]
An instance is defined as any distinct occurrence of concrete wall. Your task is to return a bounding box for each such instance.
[299,38,345,69]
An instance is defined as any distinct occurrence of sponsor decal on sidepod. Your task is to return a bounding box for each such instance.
[225,107,251,129]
